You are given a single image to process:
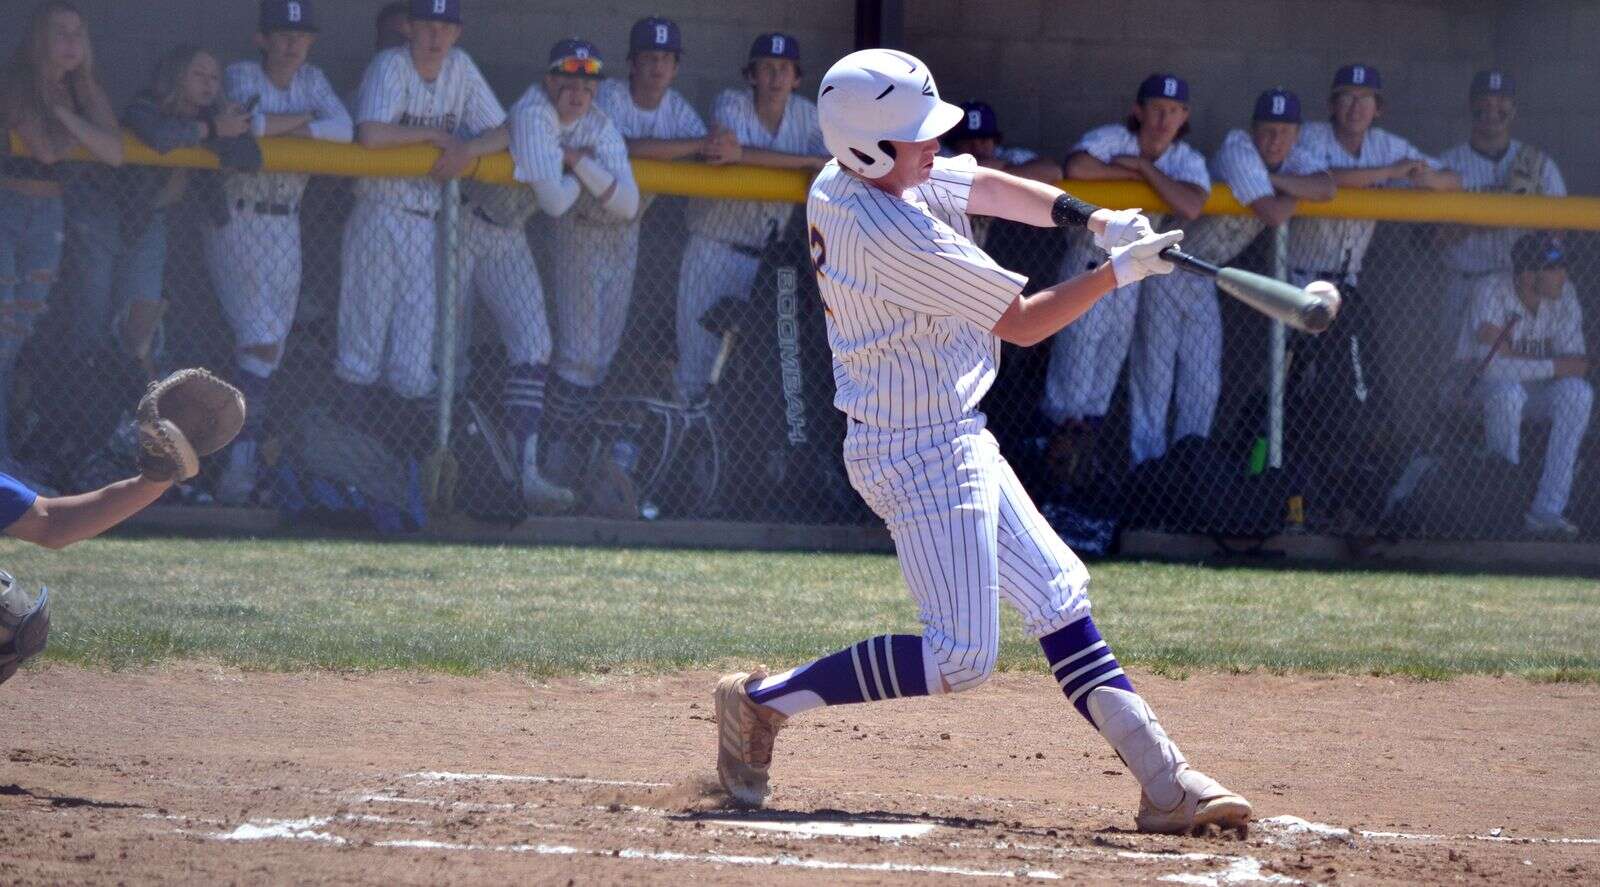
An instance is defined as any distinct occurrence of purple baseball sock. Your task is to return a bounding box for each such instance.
[1039,616,1135,726]
[748,634,929,716]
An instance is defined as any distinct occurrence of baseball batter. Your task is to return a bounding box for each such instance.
[503,39,641,505]
[1439,71,1565,336]
[713,49,1252,836]
[1130,88,1333,465]
[674,32,829,406]
[1460,233,1590,538]
[340,0,506,408]
[206,0,352,504]
[1041,74,1209,438]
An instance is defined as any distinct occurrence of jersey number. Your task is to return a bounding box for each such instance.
[809,225,827,274]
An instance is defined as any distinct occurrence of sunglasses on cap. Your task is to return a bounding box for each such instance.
[551,56,602,76]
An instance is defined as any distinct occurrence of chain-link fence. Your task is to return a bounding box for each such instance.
[4,138,1597,546]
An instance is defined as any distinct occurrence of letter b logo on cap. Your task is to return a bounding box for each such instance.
[1271,94,1286,115]
[1352,66,1366,84]
[1163,77,1178,97]
[772,35,786,55]
[433,0,447,14]
[967,110,983,130]
[655,24,669,45]
[287,1,302,22]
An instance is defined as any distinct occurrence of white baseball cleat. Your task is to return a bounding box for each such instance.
[713,670,787,807]
[1134,768,1253,836]
[520,435,575,514]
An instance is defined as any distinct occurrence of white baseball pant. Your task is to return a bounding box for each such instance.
[550,217,640,387]
[844,415,1092,692]
[675,233,762,403]
[204,208,301,375]
[1129,269,1222,465]
[337,201,438,398]
[1476,376,1593,517]
[1043,242,1140,424]
[457,210,552,368]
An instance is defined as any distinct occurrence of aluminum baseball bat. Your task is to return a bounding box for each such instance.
[1159,247,1335,334]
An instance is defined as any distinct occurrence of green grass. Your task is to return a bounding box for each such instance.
[4,537,1598,680]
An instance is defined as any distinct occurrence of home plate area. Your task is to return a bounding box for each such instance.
[147,770,1596,884]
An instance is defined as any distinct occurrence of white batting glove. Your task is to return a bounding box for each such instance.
[1092,208,1155,251]
[1109,229,1183,287]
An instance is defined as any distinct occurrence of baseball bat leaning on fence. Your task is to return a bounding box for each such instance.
[1161,247,1339,334]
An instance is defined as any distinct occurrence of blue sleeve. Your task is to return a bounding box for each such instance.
[0,472,38,532]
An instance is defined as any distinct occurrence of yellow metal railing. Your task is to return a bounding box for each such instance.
[12,131,1600,229]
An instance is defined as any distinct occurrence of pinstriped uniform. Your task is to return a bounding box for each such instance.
[1041,124,1210,425]
[809,155,1093,691]
[206,62,351,364]
[1287,122,1439,284]
[511,86,642,388]
[1129,131,1326,464]
[595,79,707,219]
[338,47,505,396]
[675,89,827,402]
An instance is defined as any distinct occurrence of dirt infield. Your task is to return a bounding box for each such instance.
[2,666,1596,885]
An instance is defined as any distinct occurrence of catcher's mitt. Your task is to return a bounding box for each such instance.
[136,368,247,482]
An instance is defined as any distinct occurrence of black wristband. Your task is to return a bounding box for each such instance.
[1051,192,1099,229]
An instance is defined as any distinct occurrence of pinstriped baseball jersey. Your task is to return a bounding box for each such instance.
[595,79,705,217]
[807,154,1027,429]
[1458,274,1584,363]
[490,85,634,227]
[1070,124,1209,230]
[222,62,351,206]
[1439,140,1566,275]
[1288,121,1438,278]
[1183,128,1327,261]
[687,88,827,248]
[352,47,506,213]
[463,84,565,229]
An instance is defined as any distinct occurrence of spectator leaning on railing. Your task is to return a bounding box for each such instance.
[205,0,351,505]
[1129,87,1334,467]
[0,1,122,489]
[1459,232,1591,539]
[1040,73,1208,475]
[340,0,505,439]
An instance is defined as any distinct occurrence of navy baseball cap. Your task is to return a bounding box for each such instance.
[1252,88,1301,123]
[1471,69,1516,98]
[1512,232,1566,273]
[630,16,683,55]
[549,38,603,77]
[948,101,1002,141]
[1333,63,1382,91]
[259,0,317,33]
[408,0,461,25]
[749,32,800,62]
[1137,73,1189,104]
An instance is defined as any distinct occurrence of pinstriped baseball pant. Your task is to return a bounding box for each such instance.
[844,414,1092,692]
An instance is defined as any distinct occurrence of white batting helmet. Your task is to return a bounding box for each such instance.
[817,49,963,179]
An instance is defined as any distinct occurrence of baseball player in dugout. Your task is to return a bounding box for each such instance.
[713,48,1253,836]
[1040,74,1209,477]
[1439,71,1566,326]
[207,0,351,505]
[1458,233,1590,538]
[1130,88,1334,466]
[674,31,828,409]
[338,0,506,448]
[506,38,642,515]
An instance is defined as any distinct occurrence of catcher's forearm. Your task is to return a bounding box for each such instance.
[5,477,170,550]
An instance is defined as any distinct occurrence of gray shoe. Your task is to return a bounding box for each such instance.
[1524,510,1580,539]
[1135,768,1253,836]
[520,435,575,514]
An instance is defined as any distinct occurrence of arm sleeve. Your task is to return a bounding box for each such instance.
[1280,143,1329,177]
[509,102,565,186]
[461,57,508,133]
[123,99,202,154]
[858,198,1026,329]
[1213,130,1274,205]
[355,54,400,125]
[1165,143,1212,191]
[589,126,639,219]
[531,176,581,216]
[917,153,979,218]
[0,473,37,532]
[306,69,354,143]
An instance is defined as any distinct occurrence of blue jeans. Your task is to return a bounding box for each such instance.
[0,188,65,459]
[66,195,168,355]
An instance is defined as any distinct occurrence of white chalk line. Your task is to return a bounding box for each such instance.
[406,771,671,788]
[1262,815,1600,847]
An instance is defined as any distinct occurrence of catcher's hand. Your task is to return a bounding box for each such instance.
[136,368,247,482]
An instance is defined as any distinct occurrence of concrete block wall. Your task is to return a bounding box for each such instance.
[34,0,1599,192]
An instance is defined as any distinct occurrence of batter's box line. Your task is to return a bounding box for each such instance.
[404,770,672,788]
